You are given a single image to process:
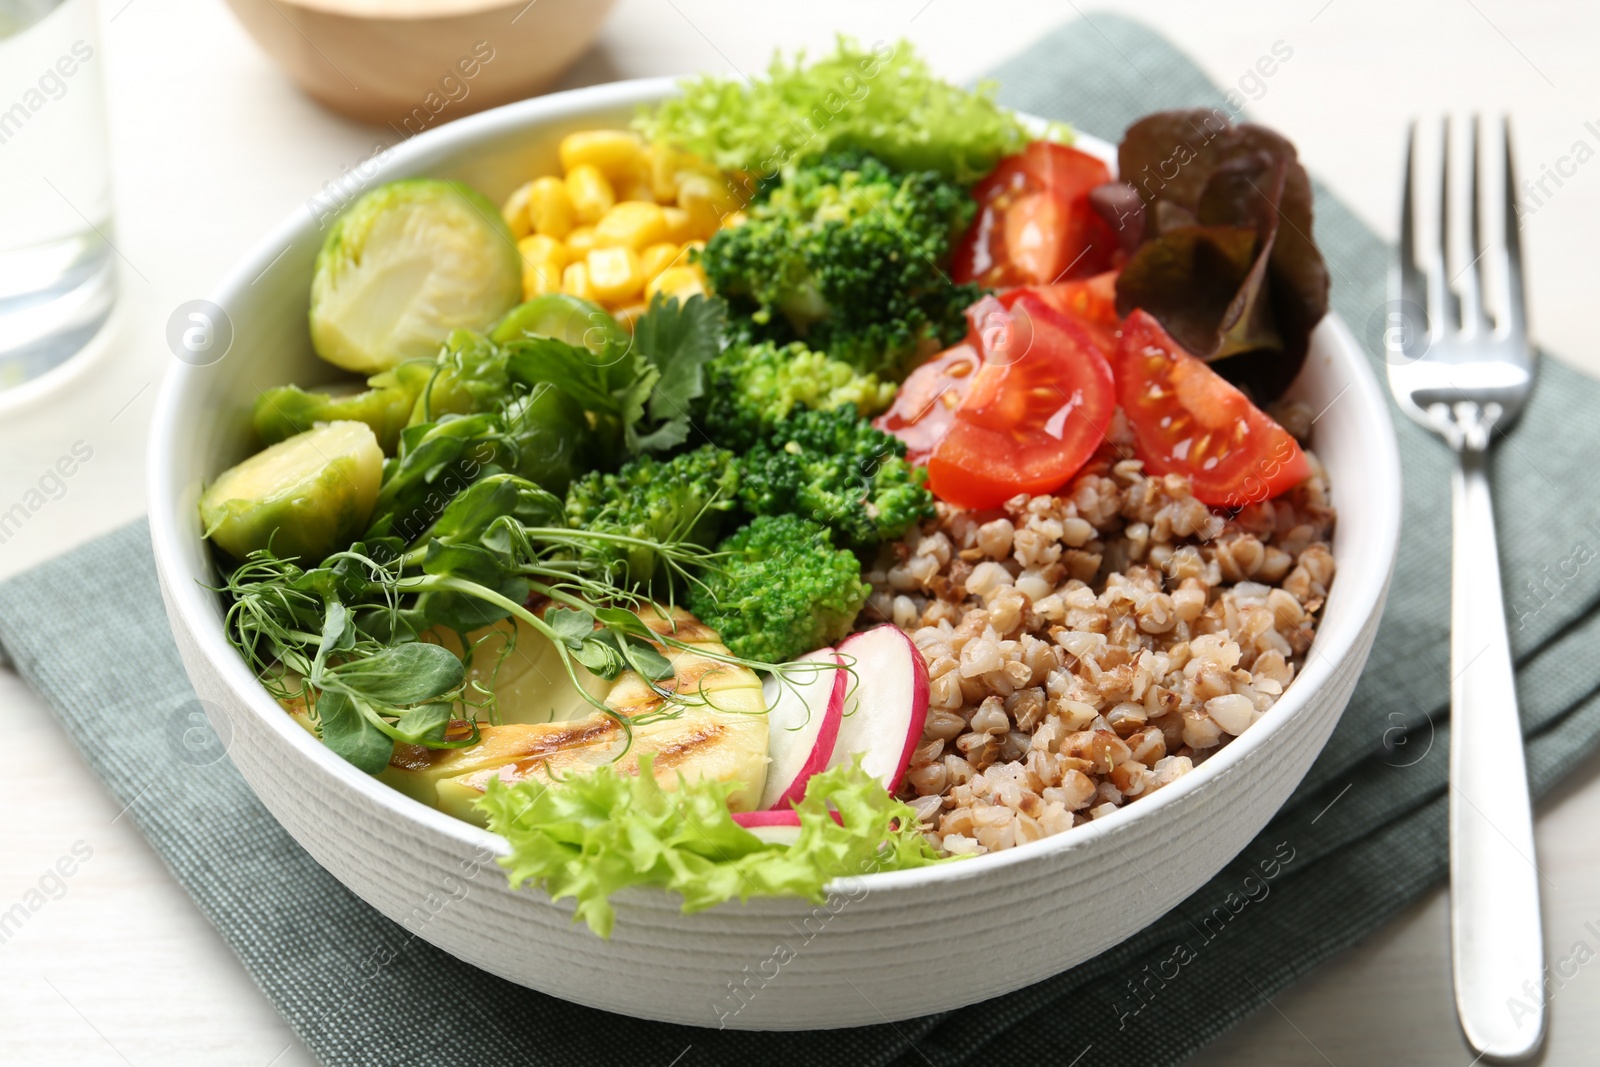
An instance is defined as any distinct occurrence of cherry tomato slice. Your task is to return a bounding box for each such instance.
[954,142,1117,289]
[923,293,1115,510]
[1001,269,1121,358]
[872,341,982,466]
[1116,309,1311,508]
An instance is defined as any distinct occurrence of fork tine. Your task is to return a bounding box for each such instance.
[1502,117,1528,340]
[1459,116,1493,335]
[1397,122,1430,342]
[1435,118,1459,333]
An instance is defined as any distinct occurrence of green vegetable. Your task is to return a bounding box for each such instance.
[361,296,724,540]
[630,292,726,443]
[407,329,513,425]
[500,383,591,496]
[309,179,521,374]
[200,421,383,562]
[223,547,486,773]
[505,294,726,461]
[737,407,934,548]
[363,412,509,543]
[253,362,430,454]
[543,605,675,685]
[491,293,628,354]
[688,513,868,663]
[479,754,944,937]
[563,444,741,587]
[636,36,1048,183]
[221,470,729,772]
[1112,109,1330,401]
[700,339,895,450]
[388,330,594,496]
[697,152,979,376]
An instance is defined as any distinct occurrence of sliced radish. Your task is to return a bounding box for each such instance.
[732,809,806,829]
[732,807,840,847]
[827,626,931,792]
[757,648,847,811]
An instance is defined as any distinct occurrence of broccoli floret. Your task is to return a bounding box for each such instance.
[688,514,869,663]
[737,407,934,547]
[563,444,740,586]
[698,152,980,377]
[700,340,897,450]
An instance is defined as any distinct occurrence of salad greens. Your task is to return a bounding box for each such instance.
[480,755,943,937]
[508,291,725,458]
[222,474,718,773]
[636,36,1052,183]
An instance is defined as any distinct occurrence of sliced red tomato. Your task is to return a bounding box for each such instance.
[1001,269,1121,358]
[872,340,982,466]
[954,142,1117,289]
[1116,309,1311,508]
[921,293,1115,510]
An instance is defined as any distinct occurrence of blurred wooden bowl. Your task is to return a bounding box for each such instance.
[222,0,618,125]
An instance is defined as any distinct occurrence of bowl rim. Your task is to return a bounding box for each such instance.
[249,0,577,22]
[148,75,1403,896]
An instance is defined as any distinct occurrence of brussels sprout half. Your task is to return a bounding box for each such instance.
[309,179,521,375]
[200,421,384,563]
[253,361,431,455]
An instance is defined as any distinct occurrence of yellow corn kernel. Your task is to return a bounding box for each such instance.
[617,180,656,204]
[561,261,596,301]
[722,210,748,229]
[646,265,705,304]
[594,201,668,251]
[652,146,722,201]
[565,164,615,225]
[639,242,682,285]
[645,146,677,203]
[613,302,649,331]
[564,226,598,256]
[527,176,576,240]
[676,171,741,239]
[502,181,536,239]
[585,246,643,304]
[648,144,701,203]
[559,130,646,184]
[517,235,568,299]
[660,206,694,245]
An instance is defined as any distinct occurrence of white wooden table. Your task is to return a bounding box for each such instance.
[2,1,1597,1063]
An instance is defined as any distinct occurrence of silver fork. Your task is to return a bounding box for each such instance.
[1388,117,1543,1062]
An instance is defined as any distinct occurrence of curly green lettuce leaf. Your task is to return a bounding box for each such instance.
[478,756,945,937]
[636,36,1056,184]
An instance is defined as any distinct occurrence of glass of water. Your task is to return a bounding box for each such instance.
[0,0,115,390]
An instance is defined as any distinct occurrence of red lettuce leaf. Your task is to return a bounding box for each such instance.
[1111,109,1329,401]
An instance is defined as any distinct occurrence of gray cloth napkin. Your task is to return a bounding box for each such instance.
[4,14,1600,1067]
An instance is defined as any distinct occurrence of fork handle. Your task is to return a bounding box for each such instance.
[1449,445,1545,1061]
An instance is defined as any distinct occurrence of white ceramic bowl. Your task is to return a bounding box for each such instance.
[148,77,1402,1030]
